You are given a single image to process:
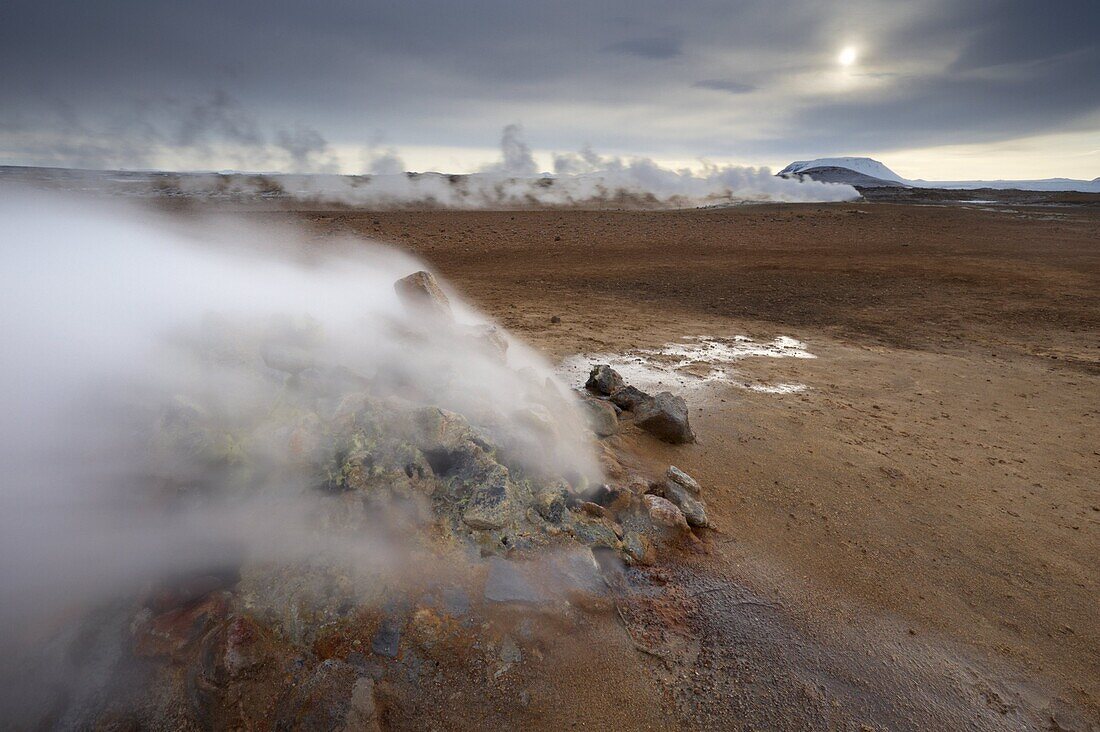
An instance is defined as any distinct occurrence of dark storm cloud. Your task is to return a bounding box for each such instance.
[791,49,1100,152]
[0,0,1097,169]
[777,0,1100,152]
[946,0,1100,71]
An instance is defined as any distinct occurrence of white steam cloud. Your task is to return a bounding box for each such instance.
[0,192,599,679]
[3,121,859,205]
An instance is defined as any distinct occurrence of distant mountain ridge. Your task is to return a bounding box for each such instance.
[778,157,1100,193]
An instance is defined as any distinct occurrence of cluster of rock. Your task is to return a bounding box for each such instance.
[582,363,696,444]
[23,271,715,729]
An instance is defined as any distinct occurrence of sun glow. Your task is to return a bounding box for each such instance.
[838,46,858,66]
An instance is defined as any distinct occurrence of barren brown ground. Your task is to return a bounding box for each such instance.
[265,201,1097,728]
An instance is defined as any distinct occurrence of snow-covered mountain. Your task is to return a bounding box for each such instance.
[778,157,1100,193]
[778,158,907,184]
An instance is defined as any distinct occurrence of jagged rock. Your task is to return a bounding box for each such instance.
[580,500,614,522]
[609,385,649,411]
[581,397,619,437]
[652,480,709,528]
[634,392,695,444]
[667,465,701,495]
[643,494,690,532]
[534,484,568,523]
[394,270,453,321]
[585,364,624,396]
[621,531,651,565]
[567,511,622,549]
[462,464,519,530]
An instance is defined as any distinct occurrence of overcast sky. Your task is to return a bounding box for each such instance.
[1,0,1097,179]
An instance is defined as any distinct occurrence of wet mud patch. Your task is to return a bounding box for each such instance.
[560,335,816,395]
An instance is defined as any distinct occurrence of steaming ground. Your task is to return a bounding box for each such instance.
[0,125,858,208]
[296,204,1099,728]
[0,193,623,726]
[2,194,1097,729]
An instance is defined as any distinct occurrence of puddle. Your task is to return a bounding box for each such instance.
[559,335,815,395]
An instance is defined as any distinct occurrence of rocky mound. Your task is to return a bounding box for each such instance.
[13,271,713,729]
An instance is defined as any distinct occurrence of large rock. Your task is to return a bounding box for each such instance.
[660,465,708,527]
[585,364,624,396]
[610,385,649,411]
[653,481,709,528]
[394,270,453,321]
[634,392,695,444]
[581,397,619,437]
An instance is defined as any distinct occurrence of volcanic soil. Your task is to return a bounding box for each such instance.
[252,200,1098,729]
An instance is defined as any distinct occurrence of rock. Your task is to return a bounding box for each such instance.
[467,323,509,361]
[223,615,273,676]
[548,548,605,596]
[657,465,709,527]
[394,270,453,321]
[667,465,701,495]
[580,500,613,521]
[462,464,517,530]
[621,531,651,564]
[585,364,624,396]
[634,392,695,444]
[534,485,568,523]
[587,483,634,513]
[371,615,402,658]
[484,558,545,604]
[609,385,649,411]
[658,481,709,528]
[550,315,561,324]
[643,494,690,532]
[567,512,622,549]
[581,397,619,437]
[134,593,229,658]
[513,404,558,443]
